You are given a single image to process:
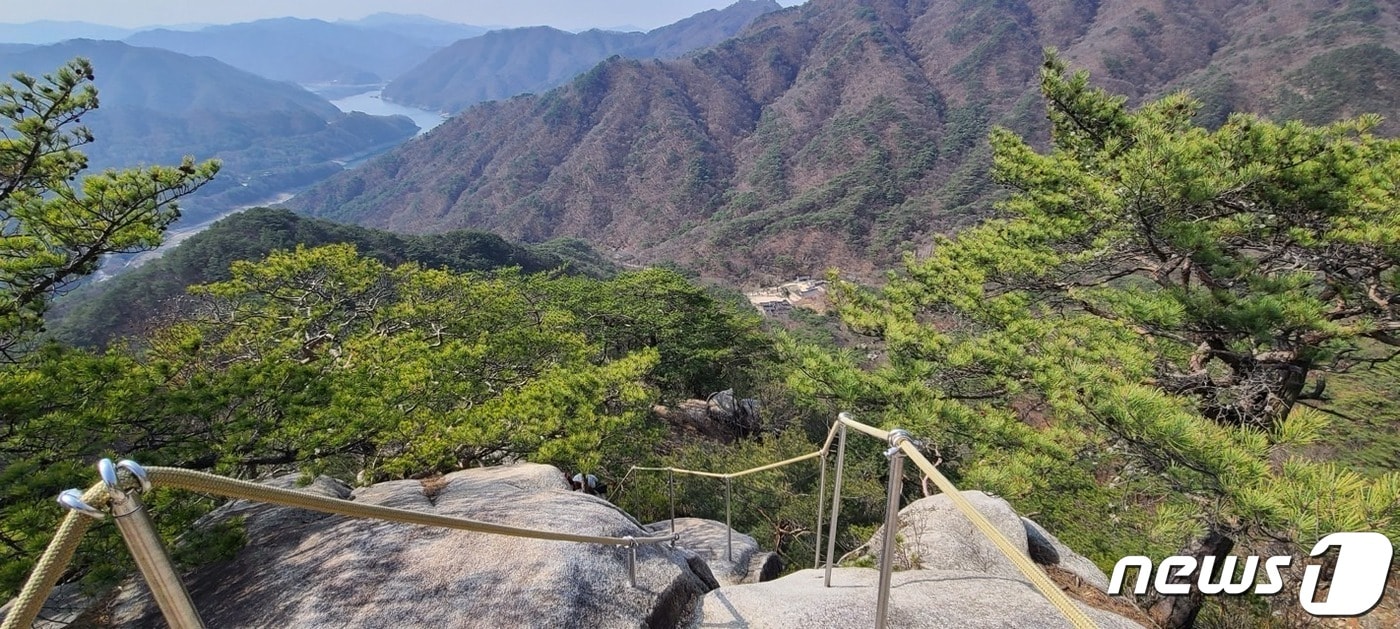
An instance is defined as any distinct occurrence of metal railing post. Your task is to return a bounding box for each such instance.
[668,469,676,547]
[813,451,828,569]
[875,431,911,629]
[824,422,848,587]
[98,459,206,629]
[724,477,733,562]
[626,537,638,588]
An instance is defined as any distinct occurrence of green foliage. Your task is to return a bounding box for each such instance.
[549,268,772,400]
[47,208,616,348]
[1,243,764,597]
[788,51,1400,593]
[0,57,218,358]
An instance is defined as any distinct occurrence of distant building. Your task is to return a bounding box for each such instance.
[745,278,828,316]
[749,294,793,316]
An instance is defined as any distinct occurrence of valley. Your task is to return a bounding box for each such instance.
[2,2,1399,628]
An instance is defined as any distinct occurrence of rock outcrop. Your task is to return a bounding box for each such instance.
[697,490,1142,628]
[699,568,1142,628]
[103,464,719,628]
[652,390,761,443]
[644,518,780,586]
[857,491,1111,592]
[13,469,1147,628]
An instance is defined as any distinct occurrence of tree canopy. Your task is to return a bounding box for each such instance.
[788,52,1400,627]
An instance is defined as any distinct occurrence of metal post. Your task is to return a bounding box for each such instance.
[875,432,910,629]
[626,537,637,588]
[824,423,848,587]
[814,451,828,569]
[724,477,733,562]
[99,460,206,629]
[668,469,676,547]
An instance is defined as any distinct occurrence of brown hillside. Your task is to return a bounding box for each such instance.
[288,0,1400,284]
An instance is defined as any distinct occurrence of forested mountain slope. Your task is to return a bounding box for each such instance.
[290,0,1400,282]
[47,208,615,348]
[382,0,781,113]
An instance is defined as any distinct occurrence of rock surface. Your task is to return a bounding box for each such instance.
[859,491,1111,591]
[0,583,106,629]
[105,463,719,628]
[1022,517,1111,592]
[643,518,781,586]
[653,395,760,444]
[698,568,1144,628]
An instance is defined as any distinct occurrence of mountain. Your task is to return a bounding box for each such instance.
[0,40,419,223]
[338,13,490,47]
[0,21,138,44]
[47,208,616,348]
[382,0,782,112]
[125,18,439,84]
[289,0,1400,283]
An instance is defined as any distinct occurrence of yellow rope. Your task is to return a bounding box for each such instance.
[144,468,672,547]
[1,484,107,629]
[836,414,1099,629]
[630,422,842,480]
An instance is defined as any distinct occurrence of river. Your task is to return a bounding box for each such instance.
[328,89,447,136]
[93,90,445,279]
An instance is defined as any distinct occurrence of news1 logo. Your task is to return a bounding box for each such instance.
[1109,532,1394,616]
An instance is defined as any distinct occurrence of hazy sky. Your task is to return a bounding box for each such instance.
[0,1,808,31]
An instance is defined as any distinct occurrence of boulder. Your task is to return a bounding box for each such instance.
[653,391,762,444]
[1022,517,1111,592]
[697,568,1144,628]
[0,583,107,629]
[104,463,718,628]
[653,400,735,442]
[857,490,1028,577]
[858,491,1110,591]
[643,518,781,586]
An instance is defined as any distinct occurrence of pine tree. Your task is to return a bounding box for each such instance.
[0,58,219,359]
[787,52,1400,627]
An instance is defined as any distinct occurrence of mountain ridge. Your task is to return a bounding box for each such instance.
[382,0,783,113]
[124,17,439,84]
[289,0,1400,283]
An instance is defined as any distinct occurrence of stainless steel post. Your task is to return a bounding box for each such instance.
[668,469,676,547]
[814,451,828,569]
[875,432,910,629]
[99,459,205,629]
[626,537,637,588]
[824,422,848,587]
[724,477,733,562]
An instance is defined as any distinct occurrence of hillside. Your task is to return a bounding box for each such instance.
[0,40,419,224]
[382,0,781,113]
[291,0,1400,283]
[47,208,616,349]
[124,17,438,84]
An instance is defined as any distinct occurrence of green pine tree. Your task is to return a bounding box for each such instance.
[787,52,1400,627]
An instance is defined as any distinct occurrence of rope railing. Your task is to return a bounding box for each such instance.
[627,412,1099,628]
[847,414,1099,629]
[1,460,676,629]
[6,413,1100,629]
[624,422,842,562]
